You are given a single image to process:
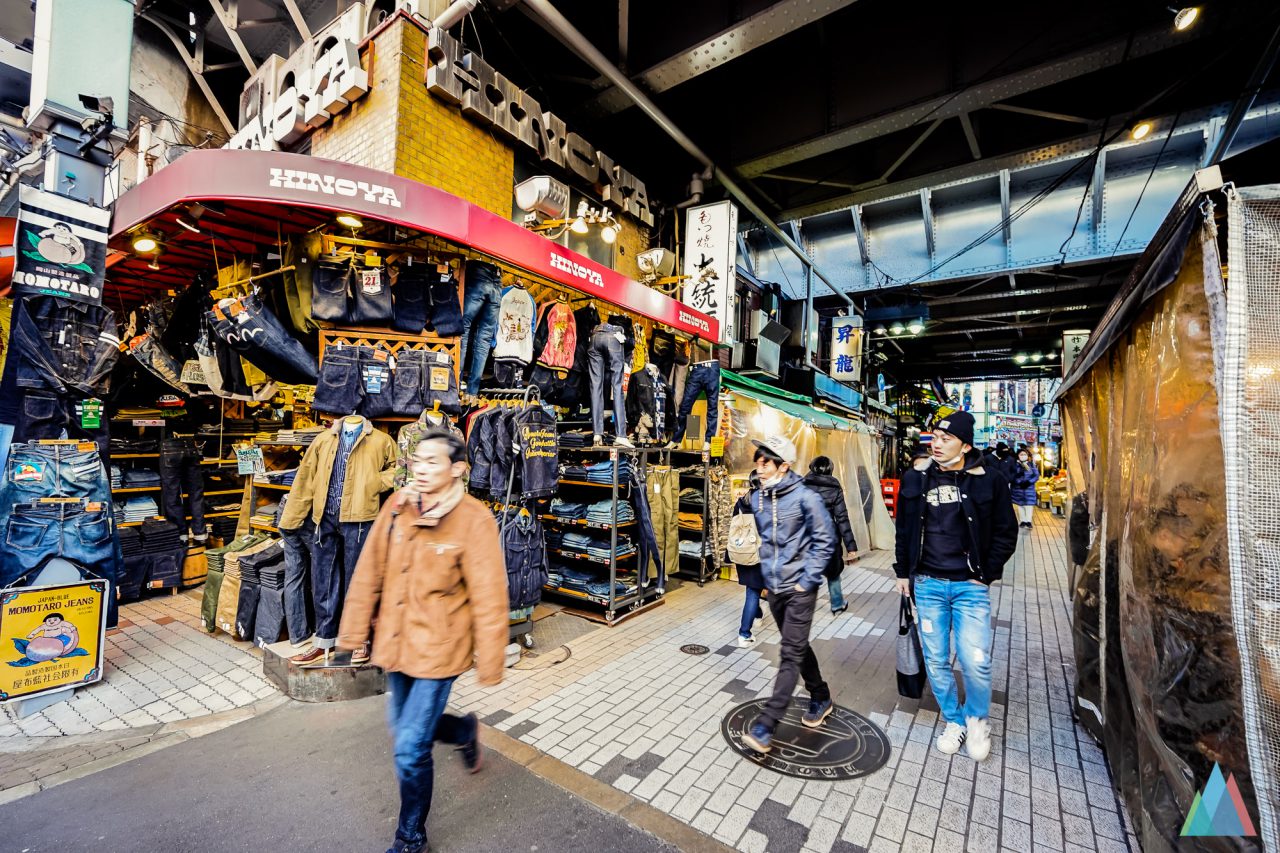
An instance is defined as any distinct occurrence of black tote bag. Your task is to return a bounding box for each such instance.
[897,595,927,699]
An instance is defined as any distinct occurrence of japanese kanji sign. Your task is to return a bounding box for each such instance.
[682,201,738,345]
[12,186,110,305]
[0,580,108,703]
[830,315,863,381]
[1062,331,1090,377]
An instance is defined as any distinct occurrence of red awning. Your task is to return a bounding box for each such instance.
[108,149,717,340]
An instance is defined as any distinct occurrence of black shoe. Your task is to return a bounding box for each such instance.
[388,841,429,853]
[456,713,481,773]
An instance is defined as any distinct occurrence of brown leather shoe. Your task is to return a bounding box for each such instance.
[290,647,329,667]
[350,643,371,667]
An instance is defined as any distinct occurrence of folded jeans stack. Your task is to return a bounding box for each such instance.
[123,497,160,522]
[557,432,591,447]
[139,519,184,552]
[122,469,162,488]
[549,499,589,520]
[110,466,123,489]
[679,538,710,558]
[585,499,634,526]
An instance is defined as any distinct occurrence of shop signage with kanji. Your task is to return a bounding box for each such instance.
[0,580,108,703]
[830,315,863,381]
[11,186,110,305]
[1062,331,1090,377]
[682,201,738,346]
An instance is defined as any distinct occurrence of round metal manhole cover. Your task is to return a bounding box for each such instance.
[680,644,710,655]
[721,698,892,780]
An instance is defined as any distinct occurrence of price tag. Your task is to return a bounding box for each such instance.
[132,419,164,427]
[78,399,102,430]
[429,366,449,392]
[360,269,384,294]
[362,364,389,394]
[236,446,265,476]
[180,360,206,385]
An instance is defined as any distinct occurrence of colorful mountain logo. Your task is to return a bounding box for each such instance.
[1180,763,1256,837]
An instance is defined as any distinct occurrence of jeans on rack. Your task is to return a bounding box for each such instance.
[129,333,194,394]
[387,672,471,851]
[1,502,114,588]
[672,361,721,443]
[913,575,993,725]
[206,294,319,385]
[391,265,429,334]
[311,512,370,649]
[758,587,829,731]
[159,439,205,537]
[460,261,503,395]
[1,442,110,509]
[631,469,665,588]
[280,519,315,645]
[587,325,627,437]
[314,347,363,415]
[394,349,461,417]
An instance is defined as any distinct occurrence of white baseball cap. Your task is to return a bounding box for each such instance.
[751,435,798,465]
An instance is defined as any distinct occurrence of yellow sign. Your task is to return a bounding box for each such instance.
[0,581,107,702]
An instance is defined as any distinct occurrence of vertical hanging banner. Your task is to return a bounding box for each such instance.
[1062,330,1090,378]
[12,187,110,305]
[0,580,108,702]
[830,315,864,381]
[683,201,738,345]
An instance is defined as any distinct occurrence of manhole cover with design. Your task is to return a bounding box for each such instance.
[721,698,892,780]
[680,644,710,655]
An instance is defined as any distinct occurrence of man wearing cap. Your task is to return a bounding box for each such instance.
[893,410,1018,762]
[741,435,838,755]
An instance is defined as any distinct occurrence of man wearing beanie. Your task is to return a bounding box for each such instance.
[893,410,1018,762]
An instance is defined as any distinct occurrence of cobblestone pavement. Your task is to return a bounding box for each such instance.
[0,588,276,741]
[448,508,1141,853]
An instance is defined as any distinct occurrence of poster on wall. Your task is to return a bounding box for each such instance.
[683,200,738,345]
[0,580,108,703]
[830,315,863,381]
[11,186,110,305]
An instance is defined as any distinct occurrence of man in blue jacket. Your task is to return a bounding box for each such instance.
[742,435,837,754]
[894,411,1018,762]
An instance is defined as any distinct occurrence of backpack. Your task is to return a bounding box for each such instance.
[727,505,762,566]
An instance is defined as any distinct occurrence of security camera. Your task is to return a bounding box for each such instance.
[78,95,114,117]
[637,248,675,279]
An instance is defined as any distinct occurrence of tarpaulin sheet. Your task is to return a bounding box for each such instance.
[721,389,896,552]
[1061,220,1261,851]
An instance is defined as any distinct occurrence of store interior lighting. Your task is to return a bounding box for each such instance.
[874,325,888,335]
[336,213,363,230]
[1173,6,1200,31]
[907,319,924,335]
[131,231,159,254]
[1031,353,1043,362]
[1014,353,1029,364]
[174,216,201,234]
[1132,121,1152,140]
[601,221,618,243]
[890,322,905,335]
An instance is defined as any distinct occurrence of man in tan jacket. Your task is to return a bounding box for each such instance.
[339,429,507,853]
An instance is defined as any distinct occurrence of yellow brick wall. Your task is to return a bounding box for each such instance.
[310,21,401,173]
[613,219,651,280]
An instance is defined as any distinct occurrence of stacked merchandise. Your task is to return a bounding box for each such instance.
[548,498,587,522]
[679,539,711,558]
[122,496,159,522]
[561,456,635,485]
[201,535,261,633]
[586,499,633,526]
[276,426,325,446]
[250,501,280,527]
[678,511,702,530]
[121,469,161,489]
[109,466,123,489]
[138,519,185,589]
[238,540,287,647]
[556,531,637,561]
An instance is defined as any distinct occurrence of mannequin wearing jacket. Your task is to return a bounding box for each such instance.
[280,416,397,665]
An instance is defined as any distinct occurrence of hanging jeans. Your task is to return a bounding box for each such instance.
[206,294,319,385]
[311,512,370,649]
[673,361,721,443]
[758,587,829,731]
[459,261,503,395]
[387,672,473,852]
[588,324,627,438]
[281,520,315,645]
[913,575,993,725]
[2,502,114,588]
[159,439,206,537]
[645,467,679,584]
[631,469,665,588]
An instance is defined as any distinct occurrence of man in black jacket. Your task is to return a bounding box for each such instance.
[894,411,1017,763]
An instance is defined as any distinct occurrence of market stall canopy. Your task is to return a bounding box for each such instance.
[105,149,717,340]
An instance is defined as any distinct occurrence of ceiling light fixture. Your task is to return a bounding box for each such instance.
[131,231,159,254]
[1047,352,1058,360]
[1031,353,1043,362]
[336,213,363,229]
[907,320,924,335]
[147,255,161,271]
[175,216,201,234]
[874,326,888,335]
[1131,122,1152,141]
[890,322,905,335]
[1172,6,1200,31]
[570,215,589,235]
[1014,354,1029,364]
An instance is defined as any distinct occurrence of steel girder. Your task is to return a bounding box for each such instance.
[747,100,1280,297]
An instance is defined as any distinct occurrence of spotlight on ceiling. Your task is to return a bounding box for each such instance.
[131,231,159,254]
[1031,353,1043,362]
[1047,352,1058,359]
[874,326,888,335]
[570,215,589,235]
[1172,6,1200,31]
[1131,122,1152,141]
[514,175,570,219]
[336,213,363,230]
[175,216,201,234]
[147,254,161,271]
[1014,354,1029,364]
[907,319,924,335]
[890,322,905,335]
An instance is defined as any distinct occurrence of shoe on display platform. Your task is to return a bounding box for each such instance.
[965,717,992,762]
[743,721,773,754]
[350,642,371,667]
[615,436,635,448]
[456,712,482,773]
[802,699,834,728]
[291,647,329,667]
[937,722,967,755]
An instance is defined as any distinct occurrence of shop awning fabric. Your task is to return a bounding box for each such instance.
[106,149,717,340]
[722,369,850,429]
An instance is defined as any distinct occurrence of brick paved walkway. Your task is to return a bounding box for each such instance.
[448,508,1140,853]
[0,588,276,740]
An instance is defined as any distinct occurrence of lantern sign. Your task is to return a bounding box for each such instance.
[830,315,863,381]
[1062,331,1090,377]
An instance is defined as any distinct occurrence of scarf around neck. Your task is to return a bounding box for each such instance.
[411,478,465,527]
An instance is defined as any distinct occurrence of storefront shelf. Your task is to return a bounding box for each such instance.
[557,479,630,489]
[539,515,634,530]
[249,521,280,533]
[112,486,160,493]
[542,585,639,607]
[118,509,239,528]
[253,483,293,491]
[203,488,244,497]
[114,453,160,459]
[254,441,313,447]
[201,459,240,466]
[549,548,634,565]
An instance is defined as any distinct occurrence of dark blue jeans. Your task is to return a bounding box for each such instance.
[587,325,627,437]
[311,513,370,648]
[740,586,764,639]
[207,294,319,385]
[280,519,314,645]
[159,439,205,536]
[2,502,114,587]
[387,672,472,851]
[460,261,502,395]
[673,361,721,443]
[314,347,363,415]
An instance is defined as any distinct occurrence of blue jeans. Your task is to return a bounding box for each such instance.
[310,514,370,648]
[739,586,764,638]
[280,519,314,645]
[2,502,113,587]
[387,672,473,851]
[460,261,502,395]
[673,361,720,442]
[827,577,845,611]
[913,575,993,724]
[587,325,626,437]
[206,294,319,385]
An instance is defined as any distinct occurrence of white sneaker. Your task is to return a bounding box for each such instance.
[615,436,635,448]
[593,434,603,446]
[702,441,712,451]
[736,635,758,648]
[937,722,966,755]
[965,717,992,762]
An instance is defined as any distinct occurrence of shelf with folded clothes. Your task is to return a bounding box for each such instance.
[540,515,634,531]
[113,453,161,459]
[253,483,293,492]
[249,521,280,533]
[119,510,240,528]
[548,548,635,565]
